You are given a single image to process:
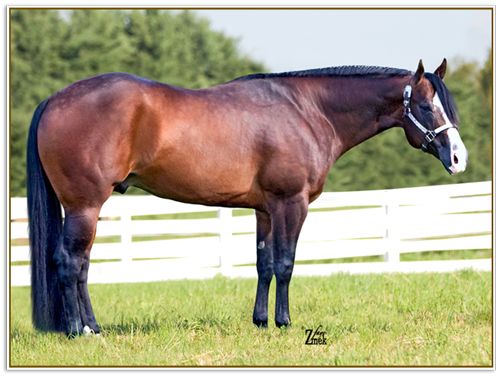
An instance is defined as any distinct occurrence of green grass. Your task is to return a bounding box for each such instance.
[405,231,491,241]
[401,249,492,262]
[10,271,492,367]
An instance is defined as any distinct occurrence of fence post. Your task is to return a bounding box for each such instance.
[384,192,400,264]
[218,208,232,274]
[120,207,133,263]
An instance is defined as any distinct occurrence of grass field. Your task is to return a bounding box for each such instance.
[10,270,492,367]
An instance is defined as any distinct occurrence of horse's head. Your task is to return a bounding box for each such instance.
[401,59,467,175]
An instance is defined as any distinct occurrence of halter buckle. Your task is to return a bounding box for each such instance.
[403,85,412,102]
[424,130,436,144]
[403,85,412,116]
[421,130,437,151]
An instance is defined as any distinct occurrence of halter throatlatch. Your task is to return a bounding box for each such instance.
[403,84,454,151]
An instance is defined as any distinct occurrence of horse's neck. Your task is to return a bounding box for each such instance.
[314,76,409,160]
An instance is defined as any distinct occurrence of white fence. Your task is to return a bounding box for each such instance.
[10,181,492,286]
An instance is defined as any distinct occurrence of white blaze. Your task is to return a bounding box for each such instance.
[433,93,468,174]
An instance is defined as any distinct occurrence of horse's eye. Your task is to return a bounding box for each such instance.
[420,104,433,113]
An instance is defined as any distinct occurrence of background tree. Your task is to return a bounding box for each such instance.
[62,10,135,81]
[10,10,69,195]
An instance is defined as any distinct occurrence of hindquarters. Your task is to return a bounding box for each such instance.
[36,75,149,209]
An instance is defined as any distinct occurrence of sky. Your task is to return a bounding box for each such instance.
[194,9,492,73]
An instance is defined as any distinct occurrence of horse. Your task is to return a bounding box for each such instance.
[26,58,467,337]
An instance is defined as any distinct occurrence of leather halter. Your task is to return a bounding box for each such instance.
[403,85,455,151]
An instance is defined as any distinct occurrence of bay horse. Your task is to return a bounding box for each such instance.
[26,59,467,337]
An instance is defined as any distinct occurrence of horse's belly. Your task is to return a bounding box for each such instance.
[132,155,259,207]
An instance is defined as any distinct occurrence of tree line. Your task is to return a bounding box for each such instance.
[10,9,492,196]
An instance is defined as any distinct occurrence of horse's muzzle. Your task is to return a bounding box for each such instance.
[439,128,467,175]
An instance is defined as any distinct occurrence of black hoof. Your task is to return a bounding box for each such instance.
[66,330,83,339]
[65,320,84,339]
[275,319,291,328]
[253,318,268,328]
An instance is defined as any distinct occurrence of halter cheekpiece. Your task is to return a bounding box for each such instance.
[403,84,455,151]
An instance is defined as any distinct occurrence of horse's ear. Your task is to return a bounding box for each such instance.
[434,58,447,79]
[412,59,425,84]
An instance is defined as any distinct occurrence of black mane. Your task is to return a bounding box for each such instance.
[236,65,412,81]
[424,72,459,125]
[235,66,459,125]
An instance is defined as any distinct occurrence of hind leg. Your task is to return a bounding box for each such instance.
[77,257,100,334]
[54,208,99,337]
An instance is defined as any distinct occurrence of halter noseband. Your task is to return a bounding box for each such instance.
[403,85,455,151]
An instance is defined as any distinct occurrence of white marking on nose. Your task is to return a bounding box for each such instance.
[432,93,454,129]
[433,93,467,174]
[447,128,467,174]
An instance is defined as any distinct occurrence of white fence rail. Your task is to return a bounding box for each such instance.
[10,181,492,285]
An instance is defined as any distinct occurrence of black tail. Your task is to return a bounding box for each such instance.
[26,99,65,332]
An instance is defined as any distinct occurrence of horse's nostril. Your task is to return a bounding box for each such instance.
[453,154,459,164]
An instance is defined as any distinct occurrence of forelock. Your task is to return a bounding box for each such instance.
[424,72,459,125]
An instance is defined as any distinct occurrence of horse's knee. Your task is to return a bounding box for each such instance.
[274,258,294,283]
[257,262,273,283]
[256,238,274,284]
